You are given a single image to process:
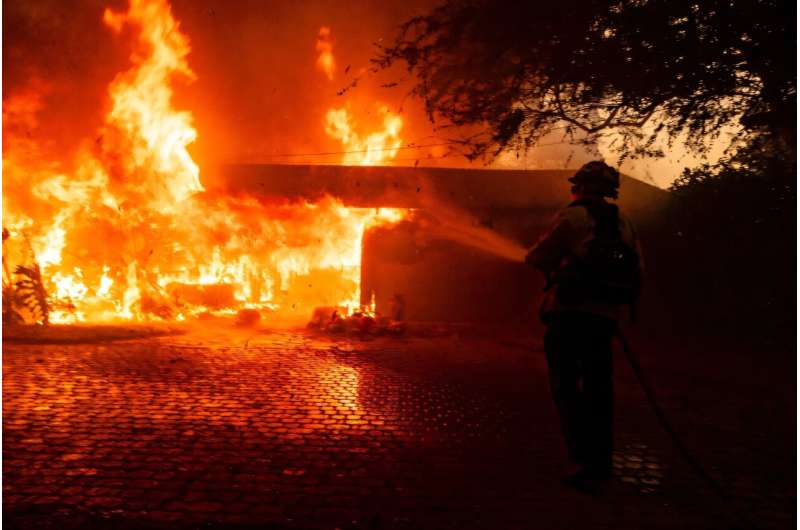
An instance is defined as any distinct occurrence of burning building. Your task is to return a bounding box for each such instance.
[2,0,669,329]
[219,164,669,324]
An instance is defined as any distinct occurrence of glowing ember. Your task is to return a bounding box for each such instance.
[2,0,407,324]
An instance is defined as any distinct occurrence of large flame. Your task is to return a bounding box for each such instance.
[325,106,403,165]
[2,0,406,324]
[317,26,404,165]
[103,0,203,208]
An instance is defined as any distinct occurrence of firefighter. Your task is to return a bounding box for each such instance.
[525,160,642,490]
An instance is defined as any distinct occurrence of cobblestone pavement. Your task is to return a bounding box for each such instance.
[3,327,794,529]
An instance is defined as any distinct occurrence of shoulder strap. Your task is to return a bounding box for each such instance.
[568,199,620,238]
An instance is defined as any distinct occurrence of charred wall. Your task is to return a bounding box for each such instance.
[218,163,672,325]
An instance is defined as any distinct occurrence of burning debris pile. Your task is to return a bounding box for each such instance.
[3,0,409,325]
[307,294,406,336]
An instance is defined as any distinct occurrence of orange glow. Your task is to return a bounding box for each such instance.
[316,24,404,166]
[325,106,403,165]
[104,0,203,209]
[316,26,336,81]
[2,0,408,324]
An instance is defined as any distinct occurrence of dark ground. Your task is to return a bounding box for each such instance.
[2,324,795,529]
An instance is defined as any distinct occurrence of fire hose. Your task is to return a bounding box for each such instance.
[614,329,759,530]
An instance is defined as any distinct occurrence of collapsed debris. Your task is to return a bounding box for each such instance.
[307,305,405,336]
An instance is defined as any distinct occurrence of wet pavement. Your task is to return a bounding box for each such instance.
[2,327,794,529]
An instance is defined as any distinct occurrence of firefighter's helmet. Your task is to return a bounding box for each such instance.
[569,161,620,191]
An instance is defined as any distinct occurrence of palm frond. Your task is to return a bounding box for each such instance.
[13,263,50,325]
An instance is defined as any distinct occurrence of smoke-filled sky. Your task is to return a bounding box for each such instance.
[4,0,724,187]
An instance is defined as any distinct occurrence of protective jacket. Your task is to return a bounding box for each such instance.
[526,200,642,322]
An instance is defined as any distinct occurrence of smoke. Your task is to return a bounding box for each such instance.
[3,0,128,161]
[156,0,444,173]
[11,0,726,189]
[4,0,586,177]
[596,110,746,188]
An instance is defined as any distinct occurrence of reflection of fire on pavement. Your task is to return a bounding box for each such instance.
[614,443,665,494]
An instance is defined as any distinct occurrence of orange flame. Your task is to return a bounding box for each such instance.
[316,26,336,81]
[316,26,404,166]
[325,106,403,165]
[3,0,408,324]
[103,0,203,208]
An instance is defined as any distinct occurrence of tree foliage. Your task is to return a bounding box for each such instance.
[12,263,50,326]
[662,132,795,339]
[2,230,51,326]
[375,0,795,161]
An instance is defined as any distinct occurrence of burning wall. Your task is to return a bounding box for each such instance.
[219,164,671,322]
[4,0,670,327]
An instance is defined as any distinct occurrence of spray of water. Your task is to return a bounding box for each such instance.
[416,199,528,263]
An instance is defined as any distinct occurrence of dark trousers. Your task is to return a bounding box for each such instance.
[544,312,616,474]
